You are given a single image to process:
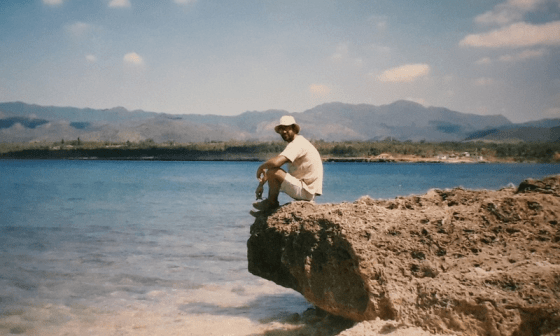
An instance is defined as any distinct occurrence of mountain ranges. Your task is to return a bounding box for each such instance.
[1,100,558,143]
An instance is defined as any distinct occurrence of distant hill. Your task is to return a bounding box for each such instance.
[290,101,511,142]
[0,100,555,143]
[464,118,560,142]
[0,102,157,122]
[465,125,560,142]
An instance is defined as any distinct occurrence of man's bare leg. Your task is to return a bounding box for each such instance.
[266,167,286,206]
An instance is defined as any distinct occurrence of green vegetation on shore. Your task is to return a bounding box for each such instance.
[1,139,559,163]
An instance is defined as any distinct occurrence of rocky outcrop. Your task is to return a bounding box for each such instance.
[247,175,560,335]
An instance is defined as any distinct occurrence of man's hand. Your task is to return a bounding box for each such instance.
[255,183,264,200]
[256,166,266,181]
[254,155,288,200]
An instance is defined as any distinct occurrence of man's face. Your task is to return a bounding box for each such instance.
[277,125,296,142]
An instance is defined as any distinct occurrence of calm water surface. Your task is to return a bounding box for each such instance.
[1,160,558,335]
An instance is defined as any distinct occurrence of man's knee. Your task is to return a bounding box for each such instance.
[267,167,286,183]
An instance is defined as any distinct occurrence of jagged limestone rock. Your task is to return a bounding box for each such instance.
[247,175,560,335]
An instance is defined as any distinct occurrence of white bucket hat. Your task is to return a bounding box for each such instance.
[274,115,300,134]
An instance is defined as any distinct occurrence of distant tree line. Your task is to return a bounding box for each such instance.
[1,139,559,163]
[313,140,560,162]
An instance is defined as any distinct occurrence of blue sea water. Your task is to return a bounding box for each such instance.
[0,160,559,335]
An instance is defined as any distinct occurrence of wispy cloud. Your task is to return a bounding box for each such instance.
[544,107,560,118]
[460,21,560,48]
[406,97,428,106]
[43,0,65,5]
[475,57,492,65]
[475,49,545,64]
[377,63,430,83]
[369,44,391,55]
[123,52,143,65]
[499,48,546,61]
[109,0,131,8]
[173,0,197,4]
[65,22,93,38]
[331,43,349,61]
[309,84,331,95]
[367,15,388,31]
[475,77,494,86]
[330,43,363,67]
[86,55,97,63]
[475,0,548,26]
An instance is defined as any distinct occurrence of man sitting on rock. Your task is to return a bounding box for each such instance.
[252,115,323,215]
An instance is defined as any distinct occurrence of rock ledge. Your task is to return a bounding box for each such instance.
[247,175,560,335]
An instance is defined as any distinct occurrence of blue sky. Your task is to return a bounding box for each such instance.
[0,0,559,122]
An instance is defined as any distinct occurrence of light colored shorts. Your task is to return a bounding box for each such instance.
[280,173,315,201]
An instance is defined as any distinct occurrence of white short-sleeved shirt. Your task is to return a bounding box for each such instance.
[279,135,323,195]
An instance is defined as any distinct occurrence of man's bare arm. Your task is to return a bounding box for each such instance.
[256,155,289,180]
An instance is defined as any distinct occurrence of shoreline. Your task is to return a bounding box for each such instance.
[0,156,546,163]
[323,156,490,164]
[0,153,545,163]
[0,146,554,163]
[2,140,558,163]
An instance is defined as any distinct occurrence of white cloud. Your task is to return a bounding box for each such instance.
[499,48,546,61]
[43,0,65,5]
[475,0,547,26]
[377,64,430,83]
[123,52,143,65]
[309,84,331,95]
[109,0,131,8]
[173,0,197,4]
[86,55,97,63]
[460,21,560,48]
